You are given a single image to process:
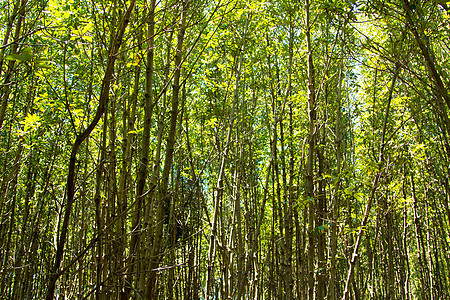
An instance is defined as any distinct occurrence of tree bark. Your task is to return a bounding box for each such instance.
[45,2,136,298]
[146,1,188,297]
[305,0,317,297]
[342,63,400,300]
[122,1,156,298]
[205,14,250,299]
[0,0,27,130]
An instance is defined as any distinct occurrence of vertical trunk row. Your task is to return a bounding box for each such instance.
[45,1,136,298]
[411,173,431,299]
[284,14,295,299]
[305,0,317,297]
[0,0,27,130]
[122,0,156,297]
[93,104,108,299]
[116,29,141,296]
[4,74,36,298]
[205,14,250,299]
[329,25,345,300]
[147,1,188,297]
[342,62,400,300]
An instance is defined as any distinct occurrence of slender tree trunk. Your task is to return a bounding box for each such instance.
[316,128,326,299]
[117,35,141,295]
[283,14,295,300]
[411,172,430,299]
[305,0,317,297]
[403,0,450,109]
[147,1,187,297]
[1,68,36,297]
[0,0,22,77]
[0,0,27,130]
[122,1,155,298]
[205,15,250,299]
[329,27,345,300]
[402,173,411,300]
[138,17,174,294]
[387,194,395,300]
[342,62,400,300]
[45,2,136,298]
[93,107,108,300]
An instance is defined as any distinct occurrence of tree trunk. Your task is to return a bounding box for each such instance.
[0,0,27,130]
[205,14,250,299]
[147,1,187,297]
[122,1,155,298]
[305,0,317,297]
[45,2,136,298]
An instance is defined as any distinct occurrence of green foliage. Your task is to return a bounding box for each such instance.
[5,47,33,62]
[1,0,450,299]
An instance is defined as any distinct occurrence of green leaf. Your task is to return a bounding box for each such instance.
[22,113,41,132]
[36,63,53,69]
[4,47,34,62]
[22,47,34,61]
[5,53,26,62]
[35,58,55,69]
[344,187,353,195]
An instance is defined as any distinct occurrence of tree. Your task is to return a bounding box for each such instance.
[1,0,450,299]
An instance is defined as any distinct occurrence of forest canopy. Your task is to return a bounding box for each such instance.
[1,0,449,299]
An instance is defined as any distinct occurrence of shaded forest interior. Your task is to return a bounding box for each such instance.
[1,0,450,299]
